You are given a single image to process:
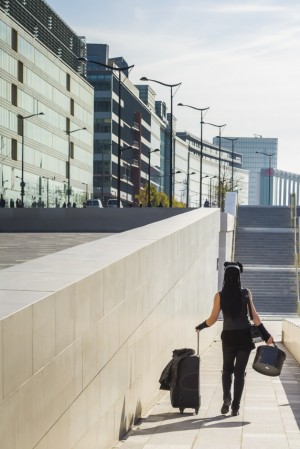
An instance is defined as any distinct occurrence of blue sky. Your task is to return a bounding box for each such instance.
[47,0,300,173]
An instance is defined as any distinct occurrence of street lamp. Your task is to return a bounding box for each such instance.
[204,122,226,207]
[65,127,87,205]
[178,103,210,207]
[220,137,238,190]
[140,76,181,207]
[186,171,196,208]
[17,112,44,206]
[209,175,217,206]
[148,148,160,207]
[78,57,134,207]
[256,151,275,205]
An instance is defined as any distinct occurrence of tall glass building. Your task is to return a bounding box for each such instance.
[213,136,278,205]
[0,1,94,207]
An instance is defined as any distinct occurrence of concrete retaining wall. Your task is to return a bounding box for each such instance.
[0,208,220,449]
[0,207,193,233]
[282,318,300,364]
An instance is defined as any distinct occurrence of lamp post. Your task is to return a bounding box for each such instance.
[178,103,210,207]
[65,127,87,205]
[140,77,181,207]
[78,57,134,207]
[17,112,44,206]
[147,148,160,207]
[186,170,196,207]
[220,137,238,190]
[209,175,217,206]
[204,122,226,207]
[256,151,275,205]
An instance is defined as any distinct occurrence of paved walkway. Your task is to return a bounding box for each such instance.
[0,232,112,270]
[114,330,300,449]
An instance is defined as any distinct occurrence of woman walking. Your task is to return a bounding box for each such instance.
[195,261,273,416]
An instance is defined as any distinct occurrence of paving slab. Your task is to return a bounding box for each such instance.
[114,331,300,449]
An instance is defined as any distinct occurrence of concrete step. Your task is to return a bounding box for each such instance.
[235,206,298,315]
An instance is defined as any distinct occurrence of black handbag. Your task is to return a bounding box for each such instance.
[245,290,263,344]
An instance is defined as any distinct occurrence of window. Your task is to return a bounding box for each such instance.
[66,73,71,91]
[17,115,23,136]
[66,117,70,133]
[70,141,74,159]
[11,83,17,106]
[94,139,111,153]
[11,139,17,160]
[94,99,111,112]
[18,60,23,83]
[95,118,111,133]
[11,28,18,52]
[70,98,74,116]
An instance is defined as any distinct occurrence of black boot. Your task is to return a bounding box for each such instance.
[221,398,232,414]
[231,408,239,416]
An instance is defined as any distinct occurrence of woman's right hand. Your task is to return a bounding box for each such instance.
[266,336,274,345]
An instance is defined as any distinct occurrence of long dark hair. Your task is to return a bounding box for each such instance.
[220,263,243,319]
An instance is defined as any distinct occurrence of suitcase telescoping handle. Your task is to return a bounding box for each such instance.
[197,330,199,356]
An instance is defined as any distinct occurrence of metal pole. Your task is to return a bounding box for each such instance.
[67,134,71,205]
[231,140,234,190]
[170,86,173,207]
[218,129,221,208]
[46,178,49,208]
[148,151,151,207]
[269,156,271,206]
[200,111,203,207]
[186,151,190,208]
[21,120,24,206]
[18,112,44,207]
[117,71,121,208]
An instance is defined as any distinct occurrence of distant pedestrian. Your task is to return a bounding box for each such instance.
[72,202,76,208]
[67,201,71,208]
[62,202,66,208]
[204,199,210,207]
[158,201,163,207]
[0,194,5,208]
[10,199,14,208]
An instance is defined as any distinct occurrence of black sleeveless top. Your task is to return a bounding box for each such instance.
[220,288,255,350]
[222,288,250,331]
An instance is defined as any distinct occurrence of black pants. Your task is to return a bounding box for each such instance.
[222,343,251,410]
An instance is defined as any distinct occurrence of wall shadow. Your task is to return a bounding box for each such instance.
[122,412,250,440]
[278,343,300,430]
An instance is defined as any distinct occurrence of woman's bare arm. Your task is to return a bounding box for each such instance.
[206,293,221,326]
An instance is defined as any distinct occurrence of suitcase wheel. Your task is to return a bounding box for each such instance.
[194,407,199,415]
[179,408,184,414]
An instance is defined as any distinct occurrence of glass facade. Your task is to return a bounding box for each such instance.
[86,43,151,206]
[178,132,249,206]
[214,137,278,205]
[0,8,94,208]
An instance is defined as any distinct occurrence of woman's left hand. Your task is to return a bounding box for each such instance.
[266,336,274,345]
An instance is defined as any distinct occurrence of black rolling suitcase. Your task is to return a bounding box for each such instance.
[170,333,200,414]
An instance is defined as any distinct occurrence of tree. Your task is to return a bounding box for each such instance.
[214,165,243,211]
[135,184,185,208]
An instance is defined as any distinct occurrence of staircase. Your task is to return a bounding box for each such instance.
[235,206,298,318]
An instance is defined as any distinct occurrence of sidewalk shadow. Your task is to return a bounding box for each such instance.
[278,343,300,430]
[123,413,250,438]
